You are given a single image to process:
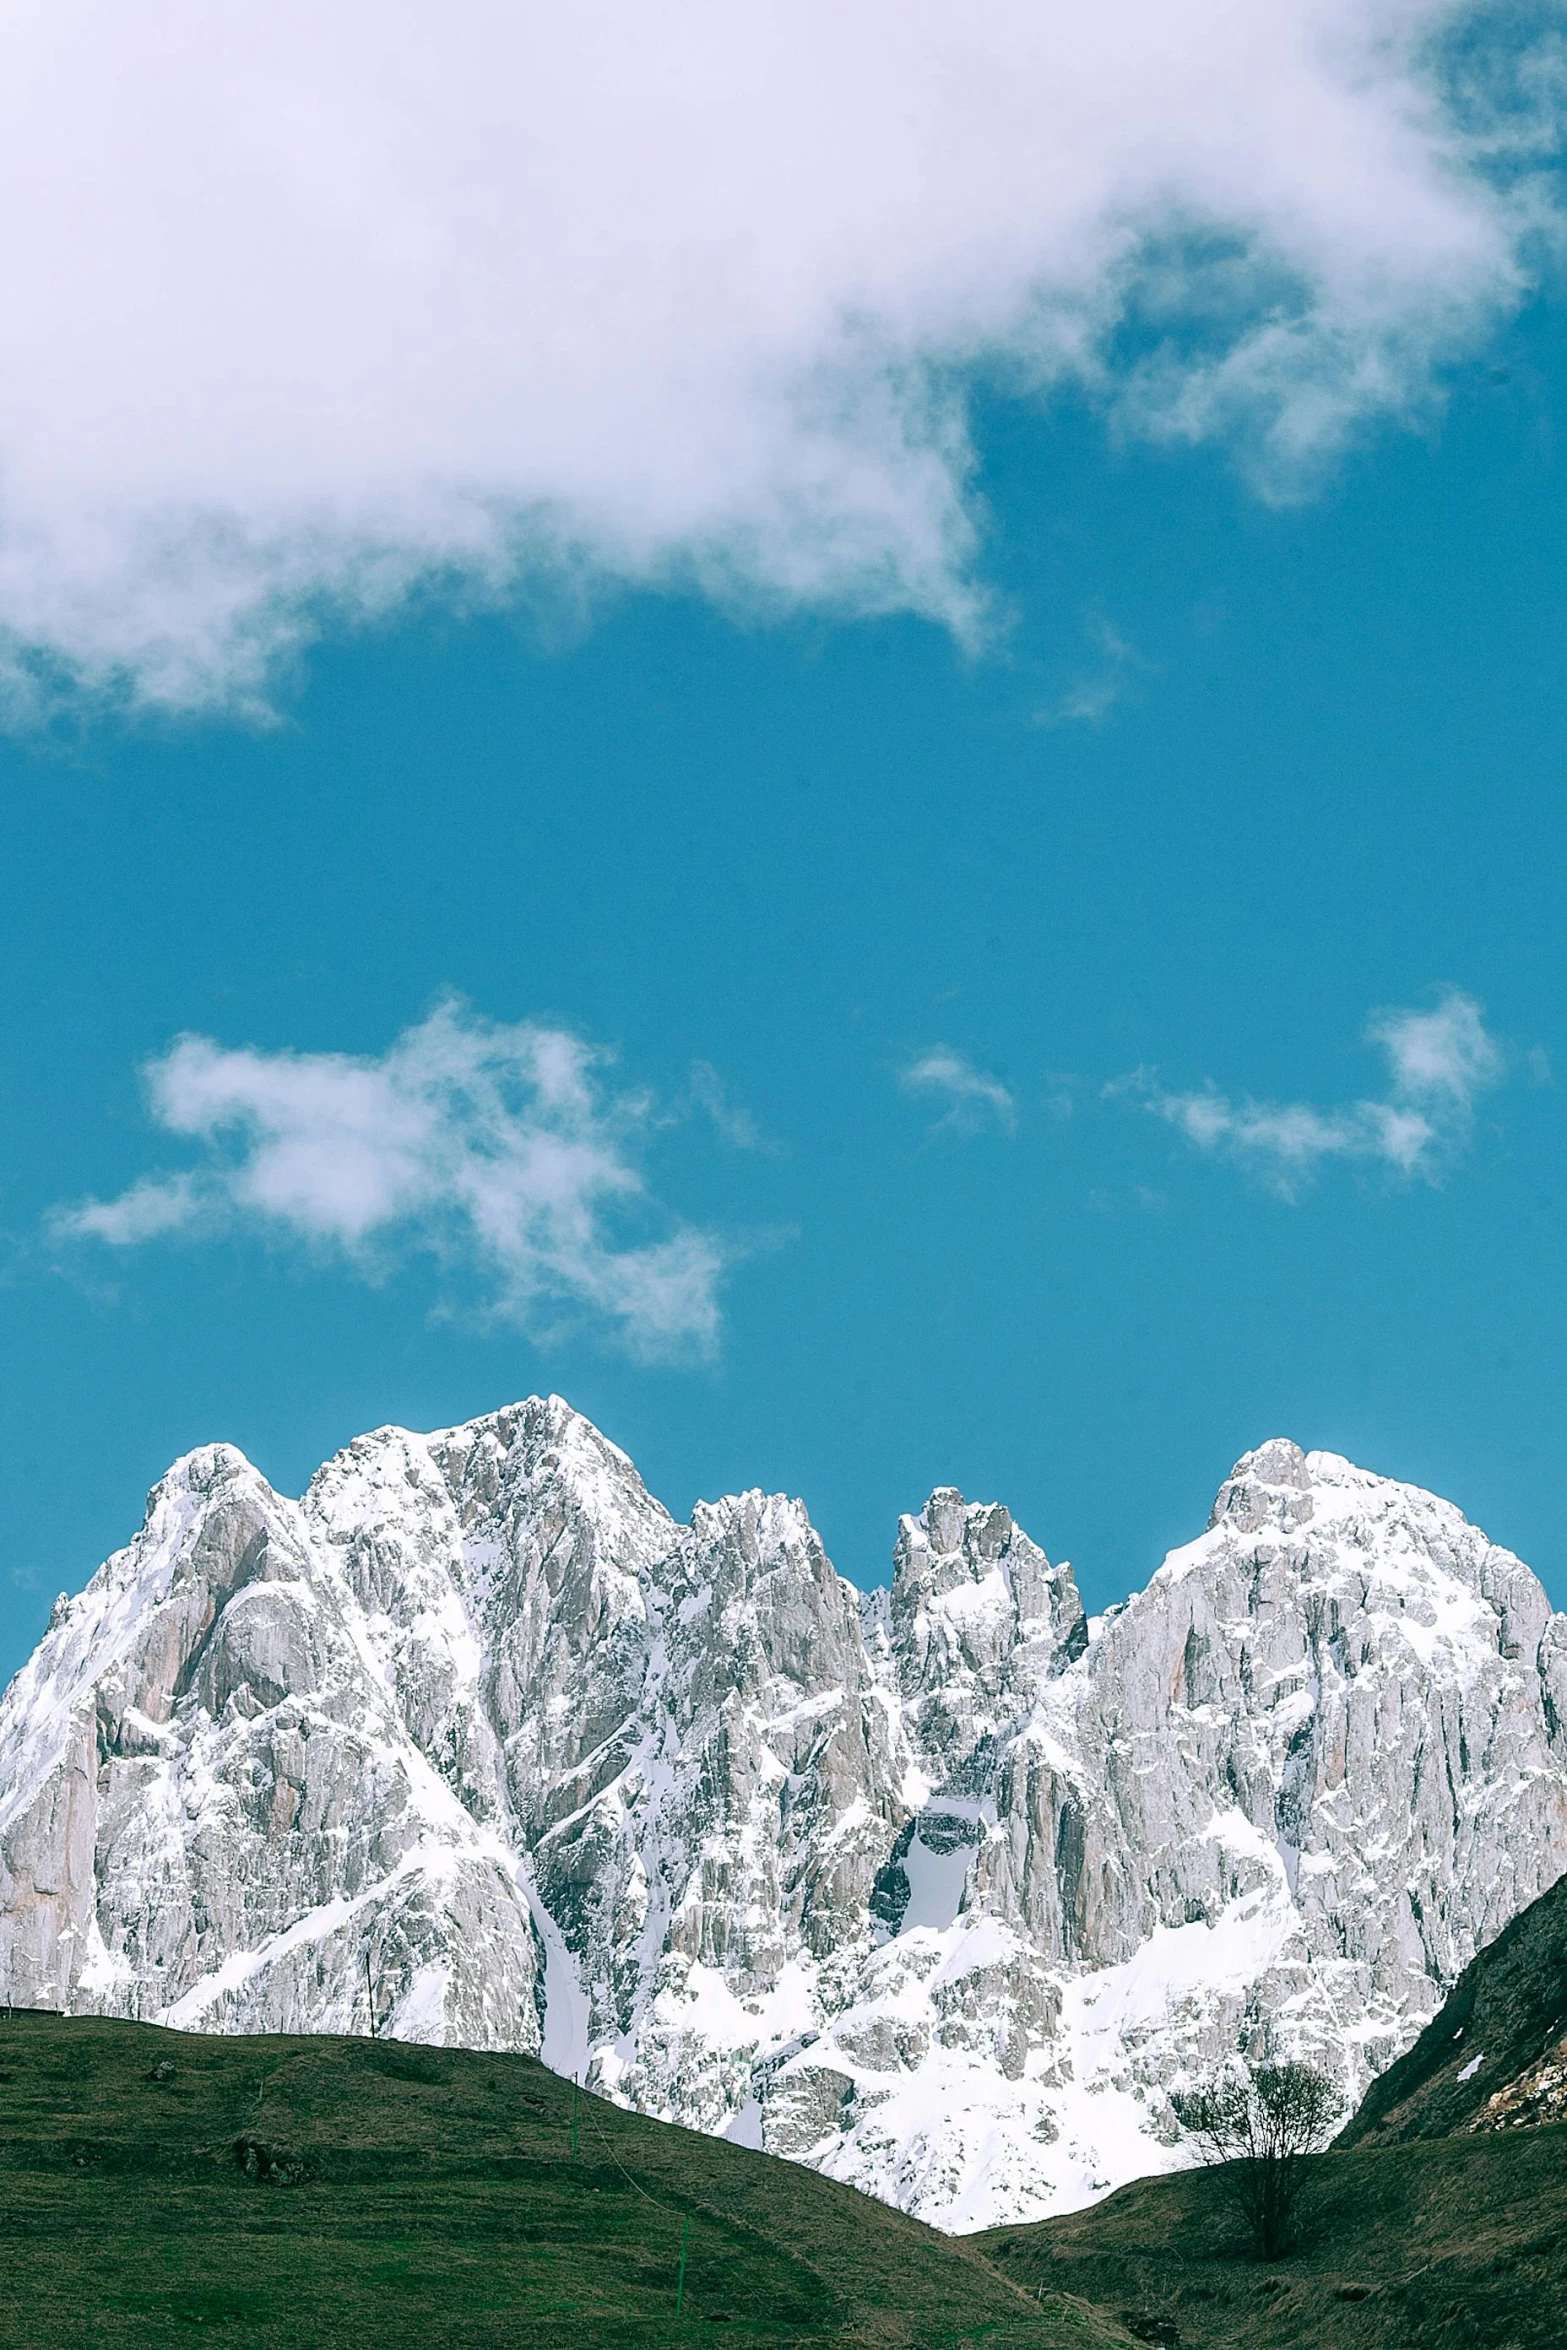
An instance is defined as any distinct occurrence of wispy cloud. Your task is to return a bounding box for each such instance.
[1128,988,1504,1196]
[901,1047,1017,1134]
[686,1060,771,1153]
[0,5,1557,713]
[1042,616,1143,727]
[52,1002,727,1359]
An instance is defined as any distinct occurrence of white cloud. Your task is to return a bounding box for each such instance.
[1138,987,1503,1195]
[0,2,1558,712]
[902,1047,1017,1133]
[1367,990,1503,1100]
[53,1003,726,1358]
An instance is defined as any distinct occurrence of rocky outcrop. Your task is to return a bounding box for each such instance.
[0,1402,1563,2230]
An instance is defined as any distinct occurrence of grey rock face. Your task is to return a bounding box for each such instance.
[889,1490,1086,1772]
[0,1411,1563,2232]
[0,1441,543,2047]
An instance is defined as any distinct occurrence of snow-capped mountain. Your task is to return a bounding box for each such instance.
[1,1399,1563,2229]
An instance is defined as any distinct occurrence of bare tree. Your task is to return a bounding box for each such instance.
[1170,2060,1340,2260]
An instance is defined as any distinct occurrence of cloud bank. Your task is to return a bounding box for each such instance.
[0,2,1560,710]
[54,1004,726,1358]
[1140,988,1503,1193]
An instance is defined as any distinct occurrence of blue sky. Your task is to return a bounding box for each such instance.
[2,4,1566,1679]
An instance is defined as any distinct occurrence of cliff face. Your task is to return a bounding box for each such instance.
[2,1401,1563,2228]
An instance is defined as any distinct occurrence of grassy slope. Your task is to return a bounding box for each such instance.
[974,2127,1567,2350]
[1340,1871,1567,2146]
[0,2012,1133,2350]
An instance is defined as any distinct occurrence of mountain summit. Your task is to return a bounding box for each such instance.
[1,1400,1563,2229]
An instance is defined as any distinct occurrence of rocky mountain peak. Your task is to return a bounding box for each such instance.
[1206,1436,1316,1533]
[889,1487,1085,1773]
[17,1439,311,1762]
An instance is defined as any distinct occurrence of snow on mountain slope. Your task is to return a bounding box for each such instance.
[1,1406,1563,2230]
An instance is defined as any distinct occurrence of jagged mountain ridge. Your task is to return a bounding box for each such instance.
[1,1398,1564,2229]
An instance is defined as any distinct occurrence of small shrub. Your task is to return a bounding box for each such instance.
[1170,2060,1340,2260]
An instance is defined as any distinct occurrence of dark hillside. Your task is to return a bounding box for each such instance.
[1339,1868,1567,2145]
[975,2128,1567,2350]
[0,2011,1131,2350]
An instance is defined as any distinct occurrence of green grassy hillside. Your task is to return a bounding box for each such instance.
[0,2011,1131,2349]
[975,2127,1567,2350]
